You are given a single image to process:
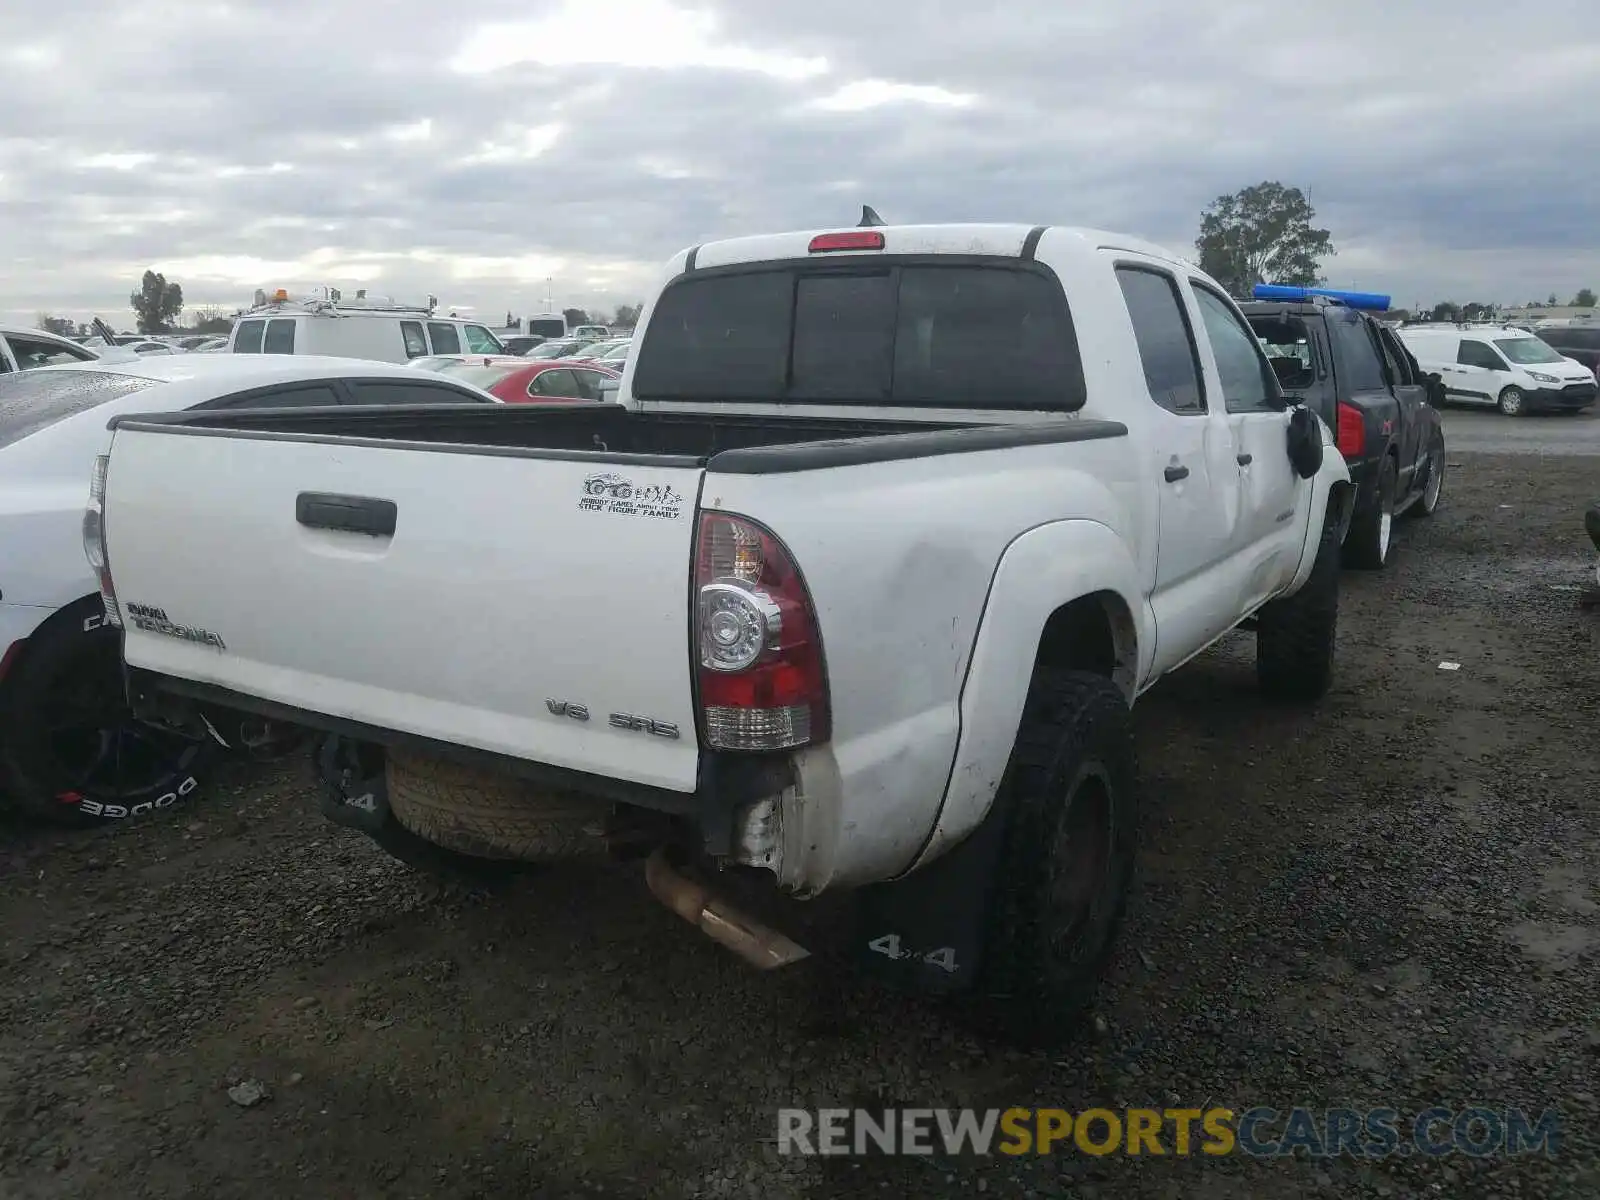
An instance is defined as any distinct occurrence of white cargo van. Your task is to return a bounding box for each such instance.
[1398,325,1597,415]
[229,292,506,364]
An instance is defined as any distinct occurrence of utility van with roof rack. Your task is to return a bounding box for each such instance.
[229,290,506,364]
[1399,325,1597,416]
[94,219,1352,1042]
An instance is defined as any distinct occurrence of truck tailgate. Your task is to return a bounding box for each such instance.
[104,428,705,791]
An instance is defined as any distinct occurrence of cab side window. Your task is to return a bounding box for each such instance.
[428,322,461,355]
[1458,340,1503,370]
[1115,266,1205,415]
[463,325,502,354]
[1191,283,1280,413]
[234,319,265,354]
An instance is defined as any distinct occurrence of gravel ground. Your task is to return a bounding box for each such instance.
[2,453,1597,1200]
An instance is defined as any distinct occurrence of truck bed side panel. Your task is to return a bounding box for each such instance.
[705,432,1141,889]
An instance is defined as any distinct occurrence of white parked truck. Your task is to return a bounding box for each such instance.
[92,222,1353,1040]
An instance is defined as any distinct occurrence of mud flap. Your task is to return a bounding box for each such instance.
[851,795,1013,997]
[315,734,392,834]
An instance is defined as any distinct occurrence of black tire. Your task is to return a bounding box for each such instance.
[1256,505,1340,703]
[1407,436,1445,519]
[384,748,609,862]
[1498,386,1526,417]
[0,607,216,826]
[972,669,1138,1047]
[1343,455,1398,570]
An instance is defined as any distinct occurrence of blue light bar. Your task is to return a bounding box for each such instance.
[1253,283,1391,312]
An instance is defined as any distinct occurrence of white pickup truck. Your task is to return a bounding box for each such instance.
[93,221,1352,1039]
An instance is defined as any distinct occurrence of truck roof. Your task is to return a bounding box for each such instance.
[677,223,1193,274]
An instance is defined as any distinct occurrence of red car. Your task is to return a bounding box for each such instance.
[436,358,619,404]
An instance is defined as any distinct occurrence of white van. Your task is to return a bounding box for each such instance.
[229,292,506,364]
[1398,325,1597,415]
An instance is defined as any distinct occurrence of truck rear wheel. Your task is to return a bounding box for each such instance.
[973,669,1138,1047]
[1255,504,1340,702]
[384,748,610,863]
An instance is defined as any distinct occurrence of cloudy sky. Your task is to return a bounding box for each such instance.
[2,0,1597,329]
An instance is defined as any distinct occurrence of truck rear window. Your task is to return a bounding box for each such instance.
[632,263,1085,410]
[0,370,160,450]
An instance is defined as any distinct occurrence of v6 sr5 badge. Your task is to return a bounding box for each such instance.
[578,472,687,520]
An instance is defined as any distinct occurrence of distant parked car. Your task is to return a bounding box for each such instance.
[1535,324,1600,381]
[0,325,102,372]
[525,338,598,360]
[594,341,632,370]
[566,338,631,363]
[434,358,620,403]
[500,334,548,356]
[570,324,611,340]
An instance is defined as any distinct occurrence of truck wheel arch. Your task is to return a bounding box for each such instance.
[900,519,1147,877]
[0,594,101,702]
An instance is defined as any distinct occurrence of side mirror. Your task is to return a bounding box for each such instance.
[1286,406,1324,479]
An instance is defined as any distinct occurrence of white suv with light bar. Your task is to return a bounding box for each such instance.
[92,215,1352,1042]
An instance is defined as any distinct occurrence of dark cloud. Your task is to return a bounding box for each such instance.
[2,0,1597,326]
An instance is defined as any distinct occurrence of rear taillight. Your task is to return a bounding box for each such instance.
[693,512,829,752]
[1335,402,1365,458]
[82,454,121,627]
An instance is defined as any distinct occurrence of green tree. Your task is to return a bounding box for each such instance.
[1462,302,1491,321]
[1573,288,1596,307]
[1195,181,1335,296]
[36,313,77,336]
[1547,293,1559,305]
[612,303,642,328]
[129,269,184,333]
[1431,302,1461,323]
[562,307,591,328]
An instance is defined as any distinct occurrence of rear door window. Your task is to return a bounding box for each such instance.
[233,319,265,353]
[1117,267,1205,414]
[1458,340,1503,370]
[1328,311,1389,391]
[531,369,580,398]
[427,323,461,355]
[0,370,161,449]
[631,262,1084,409]
[345,380,498,406]
[401,321,429,359]
[199,383,343,409]
[571,369,610,400]
[4,335,97,369]
[263,319,296,354]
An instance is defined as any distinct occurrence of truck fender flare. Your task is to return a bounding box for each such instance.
[1288,456,1355,594]
[903,519,1148,876]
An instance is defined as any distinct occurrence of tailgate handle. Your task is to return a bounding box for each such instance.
[296,492,397,537]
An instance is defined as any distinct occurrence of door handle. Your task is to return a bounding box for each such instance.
[1164,464,1190,483]
[296,492,398,537]
[1236,453,1254,466]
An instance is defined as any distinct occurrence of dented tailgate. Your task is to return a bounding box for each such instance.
[103,427,705,791]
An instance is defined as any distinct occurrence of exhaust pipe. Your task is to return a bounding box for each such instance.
[644,848,811,970]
